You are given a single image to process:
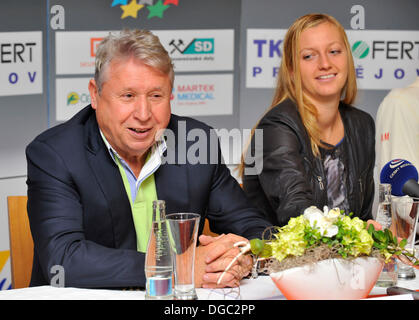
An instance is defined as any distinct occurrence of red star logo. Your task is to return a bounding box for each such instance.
[163,0,179,5]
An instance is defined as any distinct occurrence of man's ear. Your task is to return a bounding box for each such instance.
[88,79,99,110]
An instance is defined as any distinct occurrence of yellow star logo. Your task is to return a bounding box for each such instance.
[121,0,144,19]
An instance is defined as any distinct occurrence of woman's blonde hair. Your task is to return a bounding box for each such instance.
[238,13,357,178]
[94,29,174,93]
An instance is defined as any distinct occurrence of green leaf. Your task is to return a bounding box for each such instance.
[260,244,272,258]
[373,242,386,250]
[249,238,264,256]
[403,251,414,257]
[367,223,375,235]
[384,229,393,242]
[399,238,407,249]
[373,230,386,243]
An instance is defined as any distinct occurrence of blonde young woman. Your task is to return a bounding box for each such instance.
[240,14,375,226]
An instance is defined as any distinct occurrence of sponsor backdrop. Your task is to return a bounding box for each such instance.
[246,29,419,90]
[48,1,241,131]
[0,0,418,289]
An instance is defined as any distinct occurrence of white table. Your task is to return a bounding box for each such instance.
[0,276,279,300]
[0,269,417,300]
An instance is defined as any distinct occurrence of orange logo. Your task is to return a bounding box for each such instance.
[90,38,104,57]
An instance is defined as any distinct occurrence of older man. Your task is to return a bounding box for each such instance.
[26,29,270,289]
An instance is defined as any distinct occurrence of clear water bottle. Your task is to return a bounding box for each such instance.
[145,200,173,299]
[376,183,392,228]
[375,183,398,287]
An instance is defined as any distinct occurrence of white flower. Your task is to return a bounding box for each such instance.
[325,207,341,223]
[303,206,341,237]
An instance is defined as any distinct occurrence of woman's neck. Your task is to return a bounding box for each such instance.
[316,101,344,146]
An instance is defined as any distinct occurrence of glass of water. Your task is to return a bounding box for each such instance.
[375,183,398,287]
[391,196,419,279]
[166,213,200,300]
[376,183,392,227]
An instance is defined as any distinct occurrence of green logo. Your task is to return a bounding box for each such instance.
[67,92,79,105]
[169,38,214,55]
[183,38,214,54]
[352,41,369,59]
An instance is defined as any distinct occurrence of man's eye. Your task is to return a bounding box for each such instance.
[150,93,164,99]
[123,93,134,99]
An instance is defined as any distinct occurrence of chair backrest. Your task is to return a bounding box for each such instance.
[203,218,219,237]
[7,196,33,289]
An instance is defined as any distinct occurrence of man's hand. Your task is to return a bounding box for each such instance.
[194,233,253,288]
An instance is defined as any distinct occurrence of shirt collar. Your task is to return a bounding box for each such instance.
[99,129,167,179]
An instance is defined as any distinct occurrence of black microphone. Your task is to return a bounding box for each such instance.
[380,159,419,198]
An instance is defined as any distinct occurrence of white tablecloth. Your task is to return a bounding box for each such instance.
[0,269,417,300]
[0,276,282,300]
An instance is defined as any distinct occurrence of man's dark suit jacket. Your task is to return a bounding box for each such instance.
[26,106,271,288]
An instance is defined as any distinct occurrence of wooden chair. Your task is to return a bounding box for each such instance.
[7,196,33,289]
[203,218,219,237]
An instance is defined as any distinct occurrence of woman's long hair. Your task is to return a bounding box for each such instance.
[238,13,357,179]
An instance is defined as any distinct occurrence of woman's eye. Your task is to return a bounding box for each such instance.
[303,54,313,60]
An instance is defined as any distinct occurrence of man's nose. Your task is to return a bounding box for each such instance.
[133,96,152,121]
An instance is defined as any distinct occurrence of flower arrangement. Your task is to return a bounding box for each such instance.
[218,205,418,285]
[216,206,418,299]
[246,206,419,273]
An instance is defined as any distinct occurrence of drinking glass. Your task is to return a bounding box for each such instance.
[391,196,419,279]
[166,213,200,300]
[375,183,398,287]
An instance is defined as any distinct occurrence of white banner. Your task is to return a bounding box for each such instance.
[0,31,43,96]
[56,29,234,75]
[157,29,234,72]
[55,74,233,121]
[346,30,419,90]
[246,29,286,89]
[246,29,419,90]
[55,77,91,121]
[171,74,234,116]
[55,31,109,75]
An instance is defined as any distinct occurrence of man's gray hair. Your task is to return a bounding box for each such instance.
[94,29,174,93]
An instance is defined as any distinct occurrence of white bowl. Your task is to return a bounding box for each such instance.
[270,257,383,300]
